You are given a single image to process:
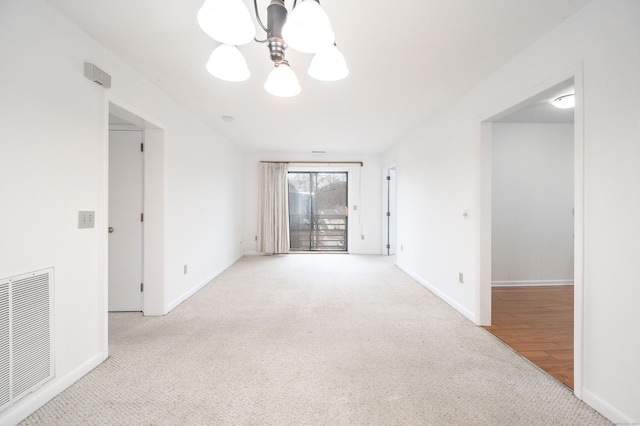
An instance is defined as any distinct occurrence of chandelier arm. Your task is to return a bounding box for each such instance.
[253,0,269,34]
[254,37,268,43]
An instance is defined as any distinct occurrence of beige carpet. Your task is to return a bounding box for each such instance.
[22,255,610,425]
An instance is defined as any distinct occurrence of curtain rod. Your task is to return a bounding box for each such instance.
[260,161,363,166]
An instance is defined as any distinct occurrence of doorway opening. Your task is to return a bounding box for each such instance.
[288,172,348,252]
[480,78,582,391]
[106,102,165,321]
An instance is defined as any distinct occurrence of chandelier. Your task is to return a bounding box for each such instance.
[197,0,349,97]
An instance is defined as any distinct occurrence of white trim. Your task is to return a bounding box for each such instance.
[106,95,168,130]
[141,128,166,317]
[108,123,141,131]
[349,250,383,255]
[0,353,104,426]
[581,388,637,425]
[477,122,492,326]
[492,280,574,287]
[166,254,244,313]
[100,98,110,364]
[396,263,476,323]
[572,64,585,399]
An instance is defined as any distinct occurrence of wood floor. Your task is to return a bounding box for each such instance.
[483,285,574,389]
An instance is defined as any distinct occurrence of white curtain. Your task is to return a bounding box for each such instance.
[259,162,290,254]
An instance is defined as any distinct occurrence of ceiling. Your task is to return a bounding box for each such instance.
[496,85,575,123]
[46,0,589,153]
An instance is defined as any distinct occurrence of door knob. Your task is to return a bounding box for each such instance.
[108,227,114,233]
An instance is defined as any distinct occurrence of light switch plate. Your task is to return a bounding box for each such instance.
[78,211,95,228]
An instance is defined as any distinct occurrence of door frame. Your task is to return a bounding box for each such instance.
[382,164,397,255]
[477,64,585,397]
[102,96,166,355]
[287,171,349,252]
[287,165,358,253]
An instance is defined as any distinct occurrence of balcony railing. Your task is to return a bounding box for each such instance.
[290,213,347,251]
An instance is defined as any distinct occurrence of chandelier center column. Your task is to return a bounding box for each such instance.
[267,0,288,64]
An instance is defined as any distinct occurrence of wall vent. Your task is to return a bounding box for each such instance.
[0,268,54,413]
[84,62,112,88]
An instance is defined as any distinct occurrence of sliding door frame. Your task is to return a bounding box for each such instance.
[288,171,348,252]
[287,165,357,254]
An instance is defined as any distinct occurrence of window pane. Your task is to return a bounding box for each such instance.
[288,173,311,251]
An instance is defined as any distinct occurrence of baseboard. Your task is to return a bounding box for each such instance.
[396,263,476,323]
[0,352,105,426]
[245,251,383,255]
[581,387,637,424]
[492,279,574,287]
[167,254,244,313]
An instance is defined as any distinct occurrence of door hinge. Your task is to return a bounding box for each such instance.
[386,211,391,217]
[140,213,144,222]
[387,175,391,180]
[140,143,144,152]
[140,283,144,292]
[386,244,391,249]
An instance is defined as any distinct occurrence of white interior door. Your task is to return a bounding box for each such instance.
[108,130,143,311]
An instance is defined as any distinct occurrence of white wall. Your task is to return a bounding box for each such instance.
[0,0,244,423]
[243,152,382,255]
[492,123,574,285]
[384,0,640,422]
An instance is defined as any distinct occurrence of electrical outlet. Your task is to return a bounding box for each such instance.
[361,235,365,240]
[401,245,403,251]
[459,272,464,284]
[255,235,258,241]
[78,211,95,229]
[353,205,358,211]
[184,265,188,274]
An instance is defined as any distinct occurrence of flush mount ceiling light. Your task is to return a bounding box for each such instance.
[551,93,576,109]
[197,0,348,97]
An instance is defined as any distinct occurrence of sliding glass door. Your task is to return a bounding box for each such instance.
[288,172,348,251]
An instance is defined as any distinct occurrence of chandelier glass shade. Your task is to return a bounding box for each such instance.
[197,0,348,97]
[206,44,250,82]
[281,0,335,54]
[197,0,255,45]
[308,44,349,81]
[264,61,301,97]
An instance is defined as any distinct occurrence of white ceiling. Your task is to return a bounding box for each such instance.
[46,0,589,153]
[496,85,575,123]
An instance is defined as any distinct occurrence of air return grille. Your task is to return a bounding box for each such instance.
[0,268,54,413]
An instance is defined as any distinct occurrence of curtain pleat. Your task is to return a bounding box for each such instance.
[258,163,290,254]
